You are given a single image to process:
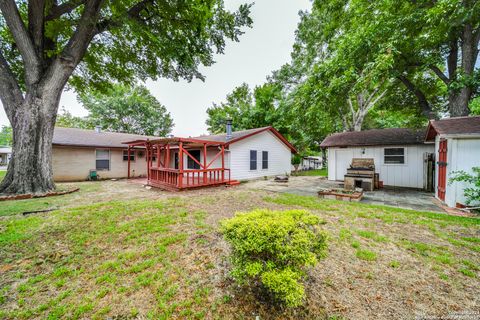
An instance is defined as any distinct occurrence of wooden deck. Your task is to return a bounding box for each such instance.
[125,136,231,191]
[148,167,230,191]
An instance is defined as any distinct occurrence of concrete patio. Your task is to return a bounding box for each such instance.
[245,176,443,213]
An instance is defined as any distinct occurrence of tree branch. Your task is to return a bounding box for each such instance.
[366,89,387,111]
[446,39,458,80]
[364,86,380,108]
[429,65,450,85]
[347,96,355,115]
[95,0,154,34]
[40,0,104,111]
[28,0,46,56]
[397,75,436,119]
[46,0,85,21]
[0,50,23,122]
[63,0,104,64]
[0,0,41,84]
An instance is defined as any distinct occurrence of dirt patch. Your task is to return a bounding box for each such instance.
[0,187,79,202]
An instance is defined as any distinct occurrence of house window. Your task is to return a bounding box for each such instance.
[384,148,405,164]
[262,151,268,169]
[123,150,135,162]
[145,152,156,163]
[250,150,257,170]
[187,150,201,169]
[174,152,179,169]
[96,149,110,171]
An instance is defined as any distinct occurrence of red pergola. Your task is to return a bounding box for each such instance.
[124,137,230,190]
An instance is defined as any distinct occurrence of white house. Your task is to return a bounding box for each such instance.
[320,128,435,189]
[0,146,12,167]
[206,126,296,181]
[51,125,296,188]
[425,116,480,208]
[300,156,323,170]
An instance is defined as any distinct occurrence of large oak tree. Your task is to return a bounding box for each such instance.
[0,0,252,194]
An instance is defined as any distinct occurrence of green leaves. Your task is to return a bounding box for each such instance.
[449,167,480,205]
[78,84,174,136]
[205,82,282,133]
[0,125,12,146]
[0,0,253,91]
[221,209,327,307]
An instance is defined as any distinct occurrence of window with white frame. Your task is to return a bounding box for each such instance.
[96,149,110,170]
[123,149,135,162]
[250,150,257,170]
[384,148,405,164]
[262,151,268,169]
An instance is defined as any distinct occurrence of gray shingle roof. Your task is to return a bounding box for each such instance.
[52,127,158,148]
[193,126,271,143]
[320,128,427,148]
[425,116,480,141]
[53,126,296,152]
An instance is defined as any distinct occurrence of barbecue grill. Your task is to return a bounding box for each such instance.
[344,158,376,191]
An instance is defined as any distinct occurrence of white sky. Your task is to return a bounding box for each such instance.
[0,0,311,136]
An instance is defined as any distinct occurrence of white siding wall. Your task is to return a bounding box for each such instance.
[327,144,435,188]
[434,136,480,207]
[228,130,292,180]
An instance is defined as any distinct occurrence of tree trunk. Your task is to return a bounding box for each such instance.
[352,118,363,131]
[449,87,472,117]
[446,24,478,117]
[0,92,58,195]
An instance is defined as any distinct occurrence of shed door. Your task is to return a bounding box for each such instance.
[335,149,354,181]
[437,139,447,201]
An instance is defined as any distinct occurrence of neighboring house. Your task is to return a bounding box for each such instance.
[301,156,323,170]
[52,125,296,184]
[52,127,156,181]
[425,116,480,208]
[320,128,435,189]
[0,146,12,167]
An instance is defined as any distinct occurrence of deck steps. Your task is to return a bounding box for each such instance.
[226,180,241,186]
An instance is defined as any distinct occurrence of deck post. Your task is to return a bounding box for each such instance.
[178,142,184,188]
[127,146,131,179]
[221,145,225,182]
[203,143,207,184]
[163,145,167,168]
[166,144,170,168]
[146,141,150,182]
[157,145,161,167]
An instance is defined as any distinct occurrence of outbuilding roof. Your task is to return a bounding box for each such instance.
[53,127,157,148]
[425,116,480,141]
[320,128,427,148]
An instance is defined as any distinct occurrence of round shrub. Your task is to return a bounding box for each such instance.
[221,209,327,307]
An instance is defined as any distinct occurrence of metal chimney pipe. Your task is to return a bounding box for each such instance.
[94,125,101,133]
[226,119,233,140]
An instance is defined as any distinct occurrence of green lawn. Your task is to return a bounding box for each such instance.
[0,180,478,319]
[0,170,6,181]
[292,168,327,176]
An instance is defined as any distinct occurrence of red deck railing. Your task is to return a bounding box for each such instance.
[148,167,230,190]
